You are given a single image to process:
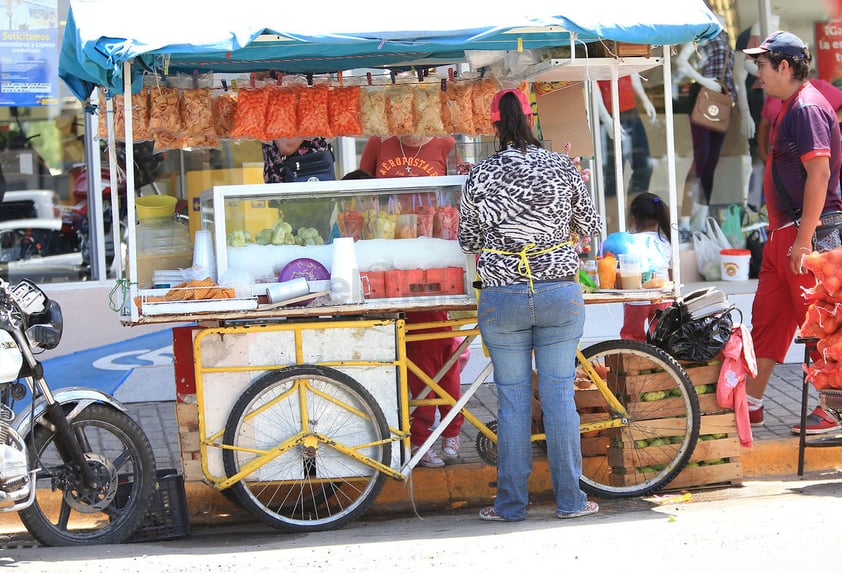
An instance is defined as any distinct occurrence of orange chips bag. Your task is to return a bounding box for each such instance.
[264,86,298,140]
[414,84,445,135]
[386,85,415,135]
[149,87,182,135]
[328,85,362,136]
[211,92,238,138]
[297,84,332,137]
[230,86,270,140]
[442,82,474,135]
[131,86,151,141]
[180,88,214,137]
[470,78,500,135]
[359,86,389,135]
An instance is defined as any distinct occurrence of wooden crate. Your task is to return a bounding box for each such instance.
[665,412,742,490]
[587,41,652,58]
[578,357,742,491]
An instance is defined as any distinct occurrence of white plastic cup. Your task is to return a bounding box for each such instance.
[618,253,642,289]
[192,230,217,282]
[330,237,363,304]
[266,277,310,304]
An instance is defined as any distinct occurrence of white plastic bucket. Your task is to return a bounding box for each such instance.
[720,248,751,281]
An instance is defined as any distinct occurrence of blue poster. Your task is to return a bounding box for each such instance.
[0,0,59,106]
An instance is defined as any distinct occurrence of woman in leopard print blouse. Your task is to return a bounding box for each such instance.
[460,89,602,523]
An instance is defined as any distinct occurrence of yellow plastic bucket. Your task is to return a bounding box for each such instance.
[136,195,177,221]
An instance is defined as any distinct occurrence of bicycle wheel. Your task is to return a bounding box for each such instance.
[222,365,391,532]
[576,340,700,498]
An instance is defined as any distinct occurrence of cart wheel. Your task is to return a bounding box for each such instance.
[475,419,498,466]
[577,339,700,498]
[222,365,391,533]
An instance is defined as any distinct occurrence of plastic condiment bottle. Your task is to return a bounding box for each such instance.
[584,259,599,288]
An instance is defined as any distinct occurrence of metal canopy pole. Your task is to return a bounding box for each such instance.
[662,44,681,296]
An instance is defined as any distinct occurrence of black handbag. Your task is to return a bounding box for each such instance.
[771,152,842,253]
[282,150,336,183]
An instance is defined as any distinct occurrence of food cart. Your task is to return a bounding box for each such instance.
[59,0,723,532]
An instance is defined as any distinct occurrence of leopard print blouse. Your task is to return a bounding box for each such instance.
[459,145,602,288]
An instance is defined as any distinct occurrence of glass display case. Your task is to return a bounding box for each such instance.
[195,175,476,314]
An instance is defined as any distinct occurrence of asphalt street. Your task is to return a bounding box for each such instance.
[2,474,841,572]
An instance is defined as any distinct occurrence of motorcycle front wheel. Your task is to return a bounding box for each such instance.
[17,403,156,546]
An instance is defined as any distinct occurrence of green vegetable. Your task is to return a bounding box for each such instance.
[227,229,247,247]
[255,228,274,245]
[642,390,667,401]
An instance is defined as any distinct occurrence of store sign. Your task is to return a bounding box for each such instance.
[0,0,59,106]
[815,20,842,86]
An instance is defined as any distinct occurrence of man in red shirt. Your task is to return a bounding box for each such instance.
[744,31,842,434]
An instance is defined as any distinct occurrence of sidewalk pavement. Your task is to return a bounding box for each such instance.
[4,362,841,534]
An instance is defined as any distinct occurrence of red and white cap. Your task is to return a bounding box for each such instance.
[490,89,532,122]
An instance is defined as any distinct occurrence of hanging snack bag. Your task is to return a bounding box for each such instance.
[180,88,214,137]
[149,86,183,149]
[264,85,298,140]
[180,87,218,148]
[211,91,238,138]
[414,84,445,135]
[360,86,389,135]
[328,85,363,136]
[131,86,151,142]
[471,78,500,135]
[386,84,415,135]
[298,83,332,138]
[230,86,270,141]
[442,81,475,135]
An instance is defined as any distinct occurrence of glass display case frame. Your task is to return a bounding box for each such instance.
[190,175,477,318]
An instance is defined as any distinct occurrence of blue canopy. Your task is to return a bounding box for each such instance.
[59,0,722,100]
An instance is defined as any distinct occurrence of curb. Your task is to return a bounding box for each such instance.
[182,435,842,525]
[2,437,840,532]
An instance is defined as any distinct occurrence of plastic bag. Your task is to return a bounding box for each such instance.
[693,217,732,281]
[720,204,746,249]
[648,301,735,362]
[601,231,634,257]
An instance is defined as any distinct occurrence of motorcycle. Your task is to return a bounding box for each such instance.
[0,277,156,545]
[62,140,170,272]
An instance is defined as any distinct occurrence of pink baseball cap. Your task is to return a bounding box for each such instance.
[490,89,532,122]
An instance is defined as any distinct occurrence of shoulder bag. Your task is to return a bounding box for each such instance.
[282,149,336,183]
[771,157,842,253]
[689,51,733,134]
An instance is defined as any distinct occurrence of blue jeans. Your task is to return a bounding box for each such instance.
[478,280,588,520]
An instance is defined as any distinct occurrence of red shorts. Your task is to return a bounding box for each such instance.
[750,225,816,363]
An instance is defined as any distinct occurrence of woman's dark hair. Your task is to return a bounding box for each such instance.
[765,49,812,81]
[629,192,671,242]
[342,169,372,180]
[493,92,542,153]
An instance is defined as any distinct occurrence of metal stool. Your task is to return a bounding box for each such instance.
[796,336,842,476]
